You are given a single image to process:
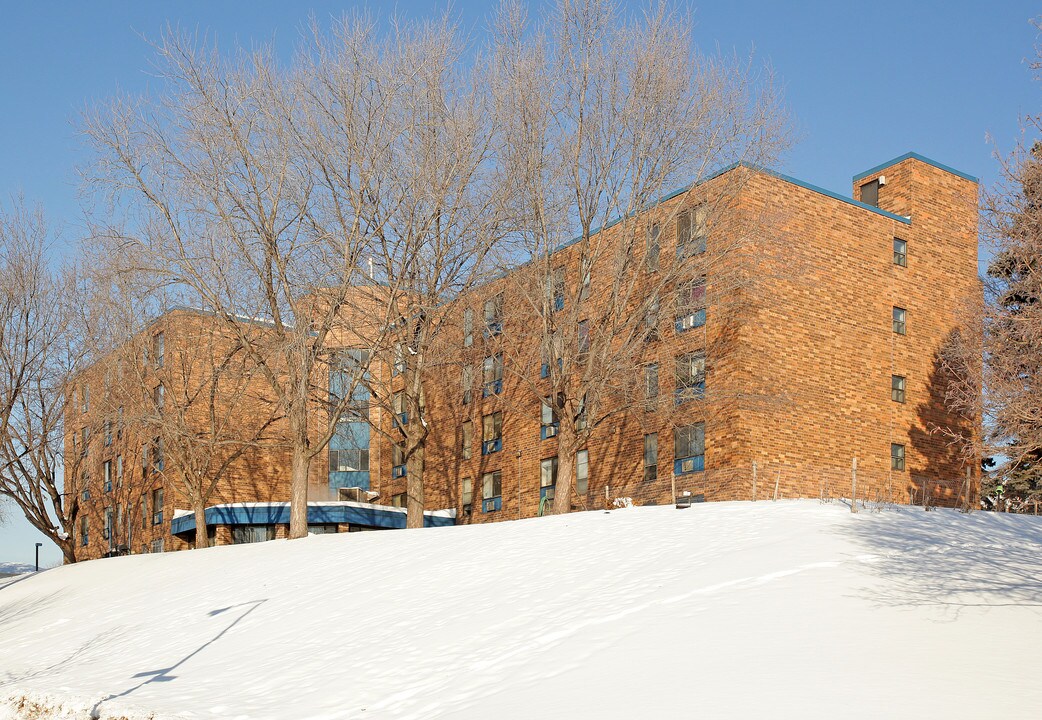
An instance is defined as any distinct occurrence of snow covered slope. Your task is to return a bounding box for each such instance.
[2,501,1041,719]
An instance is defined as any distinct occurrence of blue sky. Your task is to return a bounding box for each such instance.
[0,0,1038,566]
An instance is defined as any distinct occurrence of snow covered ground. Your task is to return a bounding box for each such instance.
[2,500,1041,719]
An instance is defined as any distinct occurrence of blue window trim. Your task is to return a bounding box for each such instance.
[152,511,164,525]
[395,412,409,428]
[482,438,503,455]
[392,464,407,479]
[540,423,559,440]
[482,496,502,513]
[675,382,706,404]
[674,308,707,333]
[483,379,503,397]
[673,455,705,475]
[553,295,564,312]
[104,481,112,493]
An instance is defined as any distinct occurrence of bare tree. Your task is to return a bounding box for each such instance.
[295,13,508,527]
[83,29,379,539]
[0,200,88,564]
[489,0,791,512]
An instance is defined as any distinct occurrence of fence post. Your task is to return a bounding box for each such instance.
[752,461,757,502]
[851,457,858,513]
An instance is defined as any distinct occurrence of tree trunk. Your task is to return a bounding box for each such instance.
[553,418,576,514]
[288,446,310,539]
[406,444,425,528]
[58,539,77,565]
[193,502,209,549]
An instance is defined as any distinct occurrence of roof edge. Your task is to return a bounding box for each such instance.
[852,152,979,184]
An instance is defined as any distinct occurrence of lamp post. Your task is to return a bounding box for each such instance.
[35,542,43,572]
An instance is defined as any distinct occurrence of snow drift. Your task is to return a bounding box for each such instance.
[2,500,1041,719]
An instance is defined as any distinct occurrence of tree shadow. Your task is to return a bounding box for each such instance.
[907,330,976,507]
[89,598,268,716]
[837,508,1042,613]
[0,590,64,632]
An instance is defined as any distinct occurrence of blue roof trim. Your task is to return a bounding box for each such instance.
[552,160,910,255]
[852,152,979,184]
[170,502,456,534]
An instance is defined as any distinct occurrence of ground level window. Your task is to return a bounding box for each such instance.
[231,525,275,544]
[674,423,705,475]
[891,443,906,471]
[391,492,407,507]
[308,524,338,535]
[482,471,502,513]
[150,538,165,553]
[576,450,589,495]
[644,433,658,481]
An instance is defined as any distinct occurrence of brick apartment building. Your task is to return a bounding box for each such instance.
[69,152,979,559]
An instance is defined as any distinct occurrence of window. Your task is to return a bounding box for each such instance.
[463,308,474,347]
[104,506,113,543]
[644,295,660,340]
[675,352,706,402]
[575,393,588,432]
[104,419,112,447]
[390,493,407,508]
[141,494,148,530]
[579,263,591,301]
[153,437,164,472]
[576,449,589,495]
[80,516,88,547]
[392,444,406,477]
[893,238,907,267]
[643,433,658,481]
[308,524,338,535]
[540,399,559,439]
[549,266,565,311]
[462,477,473,507]
[117,407,124,439]
[141,443,149,473]
[231,526,273,544]
[647,223,661,272]
[675,278,706,331]
[893,307,907,335]
[103,460,112,493]
[328,444,369,473]
[482,353,504,396]
[540,457,558,500]
[393,391,408,429]
[891,443,906,471]
[484,294,504,336]
[577,320,590,356]
[151,487,164,525]
[392,343,406,375]
[116,456,123,488]
[82,384,89,414]
[676,205,707,257]
[891,375,906,403]
[482,412,503,455]
[80,427,89,457]
[153,332,164,369]
[674,423,705,475]
[644,364,659,410]
[482,471,502,512]
[461,364,473,405]
[151,538,165,554]
[462,420,473,460]
[861,179,879,207]
[154,384,165,412]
